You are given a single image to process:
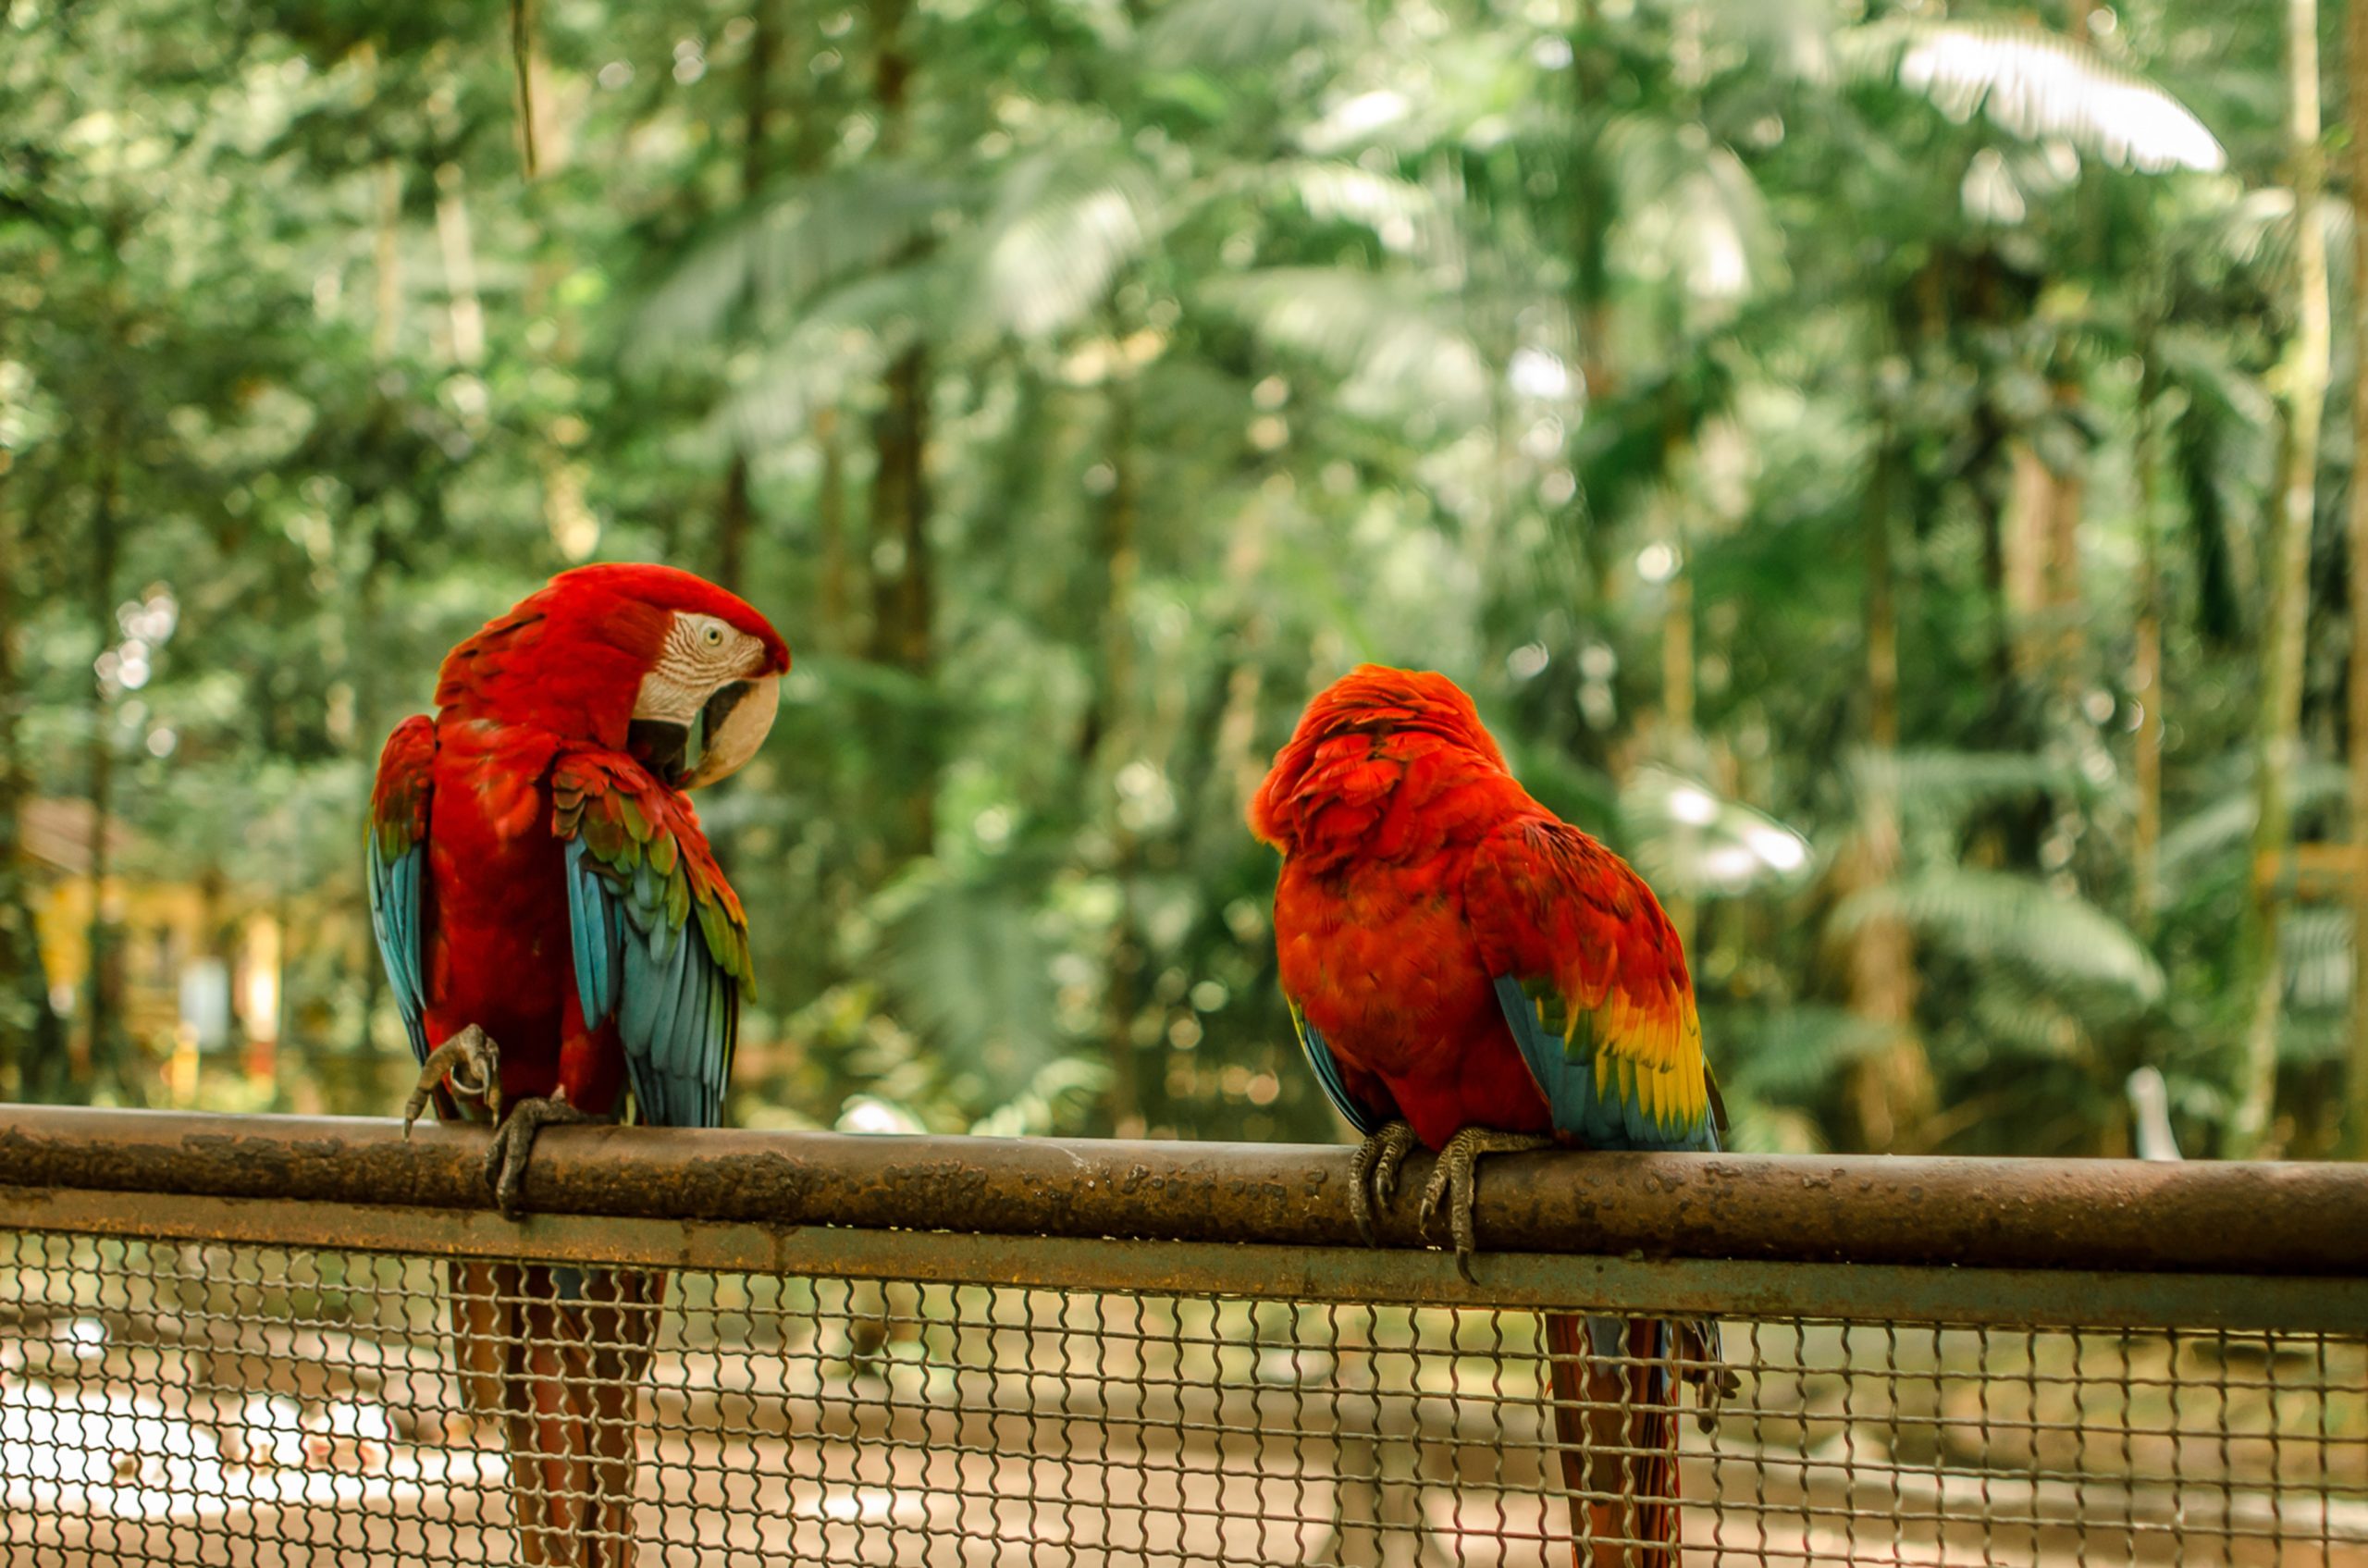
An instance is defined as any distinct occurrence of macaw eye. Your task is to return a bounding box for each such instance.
[701,624,725,648]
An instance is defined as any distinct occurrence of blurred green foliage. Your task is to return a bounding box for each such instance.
[0,0,2350,1159]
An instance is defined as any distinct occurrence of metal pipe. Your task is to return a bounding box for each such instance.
[8,1184,2364,1331]
[1,1105,2362,1275]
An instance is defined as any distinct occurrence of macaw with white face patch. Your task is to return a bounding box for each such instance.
[364,564,792,1566]
[366,562,791,1195]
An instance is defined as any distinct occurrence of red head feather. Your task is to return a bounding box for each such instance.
[1248,664,1512,857]
[434,564,791,747]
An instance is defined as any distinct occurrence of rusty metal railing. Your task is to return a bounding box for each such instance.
[0,1105,2362,1565]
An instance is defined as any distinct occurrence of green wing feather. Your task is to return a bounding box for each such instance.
[555,750,752,1129]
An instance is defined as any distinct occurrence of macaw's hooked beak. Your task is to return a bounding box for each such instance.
[631,673,782,790]
[680,673,780,787]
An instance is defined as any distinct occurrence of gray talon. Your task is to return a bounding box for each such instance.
[403,1025,502,1138]
[483,1088,595,1216]
[1369,1123,1416,1212]
[1346,1119,1419,1245]
[1416,1126,1554,1284]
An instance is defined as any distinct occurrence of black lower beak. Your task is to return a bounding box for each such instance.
[702,680,753,736]
[627,718,692,787]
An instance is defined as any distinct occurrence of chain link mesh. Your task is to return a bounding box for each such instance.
[1,1228,2360,1565]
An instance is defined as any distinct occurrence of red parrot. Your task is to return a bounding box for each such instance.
[1250,664,1724,1568]
[367,563,788,1567]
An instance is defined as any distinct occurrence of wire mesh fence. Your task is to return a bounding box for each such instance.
[1,1225,2361,1567]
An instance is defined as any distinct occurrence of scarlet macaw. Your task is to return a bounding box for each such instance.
[367,563,788,1566]
[1250,664,1724,1566]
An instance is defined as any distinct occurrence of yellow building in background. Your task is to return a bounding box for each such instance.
[23,797,283,1102]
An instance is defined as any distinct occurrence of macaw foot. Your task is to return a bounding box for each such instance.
[1346,1119,1420,1246]
[1418,1126,1554,1284]
[402,1025,502,1138]
[483,1089,595,1217]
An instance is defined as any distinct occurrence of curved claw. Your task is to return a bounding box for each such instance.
[402,1025,502,1138]
[1416,1126,1554,1284]
[1345,1120,1419,1245]
[482,1089,596,1216]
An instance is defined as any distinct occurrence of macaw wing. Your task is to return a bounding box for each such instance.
[1466,818,1716,1152]
[1286,996,1399,1137]
[552,750,752,1130]
[365,715,438,1066]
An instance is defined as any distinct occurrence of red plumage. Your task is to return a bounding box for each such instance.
[369,563,788,1567]
[1252,664,1712,1567]
[378,565,786,1117]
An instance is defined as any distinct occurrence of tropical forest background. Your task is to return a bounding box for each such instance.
[3,0,2362,1163]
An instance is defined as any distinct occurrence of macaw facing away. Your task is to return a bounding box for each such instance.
[1250,664,1727,1568]
[368,563,788,1568]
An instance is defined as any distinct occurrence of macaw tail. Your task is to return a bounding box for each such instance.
[446,1259,663,1567]
[1545,1312,1684,1567]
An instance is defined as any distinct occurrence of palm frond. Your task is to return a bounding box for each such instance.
[2153,336,2269,647]
[1832,868,2165,1001]
[1198,267,1488,420]
[706,266,938,450]
[1603,117,1785,307]
[1965,971,2103,1060]
[1141,0,1358,71]
[2152,324,2275,427]
[870,861,1061,1101]
[973,151,1166,340]
[1271,159,1446,258]
[1717,1003,1898,1099]
[2156,763,2347,887]
[1839,19,2225,174]
[634,167,961,359]
[2194,187,2354,286]
[1853,747,2085,824]
[1695,0,1845,83]
[2287,907,2351,1014]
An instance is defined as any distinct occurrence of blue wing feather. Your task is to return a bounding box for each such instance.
[565,830,737,1130]
[1493,974,1714,1393]
[1288,999,1397,1137]
[670,944,708,1097]
[564,844,623,1027]
[365,833,429,1066]
[1492,975,1718,1153]
[645,931,694,1117]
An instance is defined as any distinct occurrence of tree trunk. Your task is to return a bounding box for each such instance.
[433,162,486,369]
[714,0,778,598]
[1849,428,1933,1152]
[2347,0,2368,1154]
[865,349,931,674]
[862,0,935,857]
[2131,344,2164,933]
[866,343,935,856]
[870,0,913,148]
[2003,443,2053,679]
[815,408,852,651]
[718,451,753,596]
[82,402,125,1093]
[1657,438,1697,951]
[742,0,779,196]
[2044,455,2086,697]
[1094,369,1144,1136]
[2233,0,2329,1155]
[372,162,402,362]
[0,341,62,1098]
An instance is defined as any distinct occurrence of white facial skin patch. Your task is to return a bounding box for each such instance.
[630,612,782,788]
